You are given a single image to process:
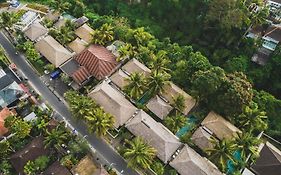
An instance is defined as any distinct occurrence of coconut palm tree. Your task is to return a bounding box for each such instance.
[124,72,147,100]
[50,0,71,13]
[236,102,267,133]
[0,12,18,29]
[206,138,237,172]
[117,43,136,61]
[235,132,261,162]
[44,125,68,149]
[171,94,186,113]
[123,137,156,169]
[147,71,171,96]
[85,108,114,137]
[91,23,114,45]
[164,114,187,134]
[149,50,171,74]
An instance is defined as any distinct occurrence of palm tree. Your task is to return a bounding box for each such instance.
[50,0,71,13]
[117,43,136,61]
[123,137,156,169]
[164,115,187,134]
[206,138,237,172]
[44,125,68,149]
[91,23,114,45]
[124,72,147,100]
[236,102,267,133]
[0,12,18,29]
[235,132,261,162]
[147,71,171,96]
[171,94,186,113]
[149,50,171,74]
[85,108,114,137]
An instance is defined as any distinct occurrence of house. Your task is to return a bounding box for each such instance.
[0,107,14,137]
[169,144,223,175]
[35,35,73,67]
[201,111,241,140]
[43,161,72,175]
[68,38,87,54]
[122,58,151,76]
[191,126,214,151]
[75,45,118,80]
[10,136,49,174]
[160,82,196,115]
[23,22,48,42]
[75,23,94,43]
[89,81,137,128]
[71,155,109,175]
[146,95,173,120]
[125,110,182,163]
[0,69,24,108]
[250,141,281,175]
[262,25,281,51]
[71,66,91,85]
[110,69,129,89]
[14,11,40,31]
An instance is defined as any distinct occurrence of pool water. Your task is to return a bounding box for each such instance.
[227,150,242,174]
[176,115,197,137]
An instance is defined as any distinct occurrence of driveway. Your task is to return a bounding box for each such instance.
[0,31,139,175]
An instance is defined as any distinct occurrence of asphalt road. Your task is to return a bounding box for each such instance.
[0,31,138,175]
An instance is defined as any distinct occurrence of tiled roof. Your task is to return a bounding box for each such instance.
[110,69,129,89]
[75,45,118,80]
[0,107,12,136]
[71,66,91,85]
[122,58,151,76]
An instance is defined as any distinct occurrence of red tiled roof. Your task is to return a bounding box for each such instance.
[75,45,118,80]
[0,107,12,136]
[72,66,91,84]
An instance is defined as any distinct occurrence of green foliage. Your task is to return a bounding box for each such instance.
[44,125,69,149]
[4,115,32,139]
[124,72,147,100]
[49,21,76,45]
[0,160,12,175]
[0,11,19,28]
[17,41,40,62]
[123,137,156,169]
[164,115,187,134]
[151,161,164,175]
[147,71,171,96]
[224,56,249,73]
[91,23,114,45]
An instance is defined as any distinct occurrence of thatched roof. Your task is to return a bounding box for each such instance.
[110,69,129,89]
[68,38,87,54]
[251,142,281,175]
[75,23,94,43]
[43,161,72,175]
[126,110,182,163]
[169,145,223,175]
[89,81,137,128]
[24,22,48,41]
[161,82,196,115]
[146,95,173,120]
[201,111,241,140]
[191,126,214,151]
[122,58,151,76]
[35,35,73,67]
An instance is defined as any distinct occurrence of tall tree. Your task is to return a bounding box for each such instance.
[117,43,136,61]
[147,71,170,96]
[171,94,186,113]
[124,72,147,100]
[49,0,71,13]
[0,12,18,28]
[44,125,68,149]
[149,50,171,74]
[123,137,156,169]
[91,23,114,45]
[85,108,114,137]
[164,115,187,134]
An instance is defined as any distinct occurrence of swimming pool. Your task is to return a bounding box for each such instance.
[176,115,197,137]
[227,150,242,174]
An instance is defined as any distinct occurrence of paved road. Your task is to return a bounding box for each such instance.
[0,31,138,175]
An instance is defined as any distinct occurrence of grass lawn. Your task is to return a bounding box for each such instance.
[28,59,45,75]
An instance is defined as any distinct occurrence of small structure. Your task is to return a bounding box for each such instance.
[160,82,196,115]
[169,144,223,175]
[106,40,125,57]
[122,58,151,76]
[89,81,137,128]
[75,23,94,43]
[23,112,37,121]
[23,22,48,41]
[191,126,214,151]
[43,161,72,175]
[75,45,118,80]
[10,136,49,174]
[125,110,182,163]
[68,38,87,54]
[201,111,241,140]
[110,69,129,89]
[146,95,173,120]
[0,107,13,137]
[35,35,73,67]
[251,141,281,175]
[71,155,109,175]
[14,11,40,31]
[74,16,89,28]
[0,69,24,108]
